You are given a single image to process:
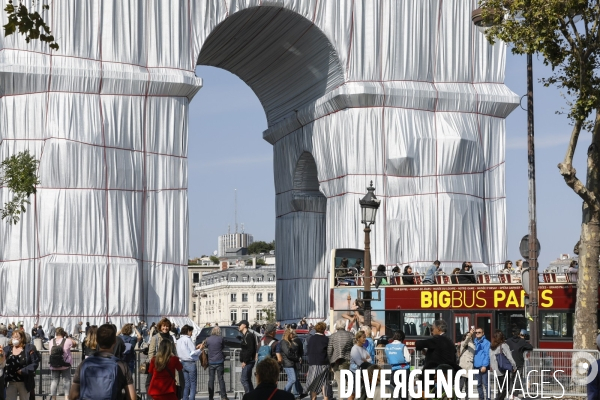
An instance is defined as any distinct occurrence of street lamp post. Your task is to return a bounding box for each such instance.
[471,6,539,347]
[359,181,381,327]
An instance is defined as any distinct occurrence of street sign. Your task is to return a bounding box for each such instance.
[519,234,541,259]
[521,267,530,295]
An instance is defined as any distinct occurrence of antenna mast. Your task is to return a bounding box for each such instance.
[235,189,238,234]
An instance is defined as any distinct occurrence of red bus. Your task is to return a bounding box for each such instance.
[329,248,589,349]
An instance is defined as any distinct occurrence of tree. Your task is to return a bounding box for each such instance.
[247,240,275,255]
[480,0,599,349]
[256,258,266,266]
[209,255,220,265]
[1,150,40,224]
[3,1,58,49]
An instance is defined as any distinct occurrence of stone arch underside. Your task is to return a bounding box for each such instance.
[196,6,343,322]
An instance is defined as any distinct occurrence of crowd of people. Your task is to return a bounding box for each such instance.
[0,316,560,400]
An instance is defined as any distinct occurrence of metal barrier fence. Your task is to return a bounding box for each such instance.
[523,349,600,398]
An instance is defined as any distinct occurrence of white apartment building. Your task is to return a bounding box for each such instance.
[218,233,254,257]
[192,264,276,326]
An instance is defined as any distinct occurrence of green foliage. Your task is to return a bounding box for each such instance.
[0,150,40,224]
[256,258,266,266]
[247,240,275,255]
[263,308,276,324]
[209,255,220,265]
[4,1,58,50]
[479,0,598,127]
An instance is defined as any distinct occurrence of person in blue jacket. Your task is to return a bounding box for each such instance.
[473,327,491,400]
[385,330,411,400]
[423,261,441,284]
[588,334,600,400]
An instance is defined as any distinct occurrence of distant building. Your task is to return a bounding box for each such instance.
[188,258,221,321]
[218,233,253,257]
[192,262,276,326]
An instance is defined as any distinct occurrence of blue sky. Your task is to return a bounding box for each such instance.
[189,53,586,268]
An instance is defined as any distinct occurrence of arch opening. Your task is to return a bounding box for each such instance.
[197,6,345,127]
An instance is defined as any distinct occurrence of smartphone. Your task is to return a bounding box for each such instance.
[471,325,475,330]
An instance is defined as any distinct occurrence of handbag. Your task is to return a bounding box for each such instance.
[200,341,209,370]
[495,346,512,374]
[165,367,184,400]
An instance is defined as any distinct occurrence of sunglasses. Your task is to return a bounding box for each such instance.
[475,331,483,334]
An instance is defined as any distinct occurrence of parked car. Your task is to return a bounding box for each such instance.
[195,326,262,356]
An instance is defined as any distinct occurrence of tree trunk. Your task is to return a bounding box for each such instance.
[573,118,600,350]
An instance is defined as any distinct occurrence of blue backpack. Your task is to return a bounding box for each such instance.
[79,355,121,400]
[257,338,276,363]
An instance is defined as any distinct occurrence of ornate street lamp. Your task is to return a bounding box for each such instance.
[359,181,381,327]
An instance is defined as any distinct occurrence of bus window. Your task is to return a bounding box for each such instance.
[496,312,528,339]
[476,314,492,339]
[455,315,471,338]
[541,312,573,338]
[385,311,402,333]
[404,312,437,336]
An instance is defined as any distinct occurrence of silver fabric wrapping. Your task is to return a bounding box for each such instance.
[0,0,517,329]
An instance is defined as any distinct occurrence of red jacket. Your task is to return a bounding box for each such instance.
[148,356,183,396]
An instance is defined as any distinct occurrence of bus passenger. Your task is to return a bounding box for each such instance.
[451,268,461,284]
[374,265,387,288]
[336,258,355,286]
[458,262,476,284]
[423,261,441,284]
[391,266,401,285]
[402,266,414,285]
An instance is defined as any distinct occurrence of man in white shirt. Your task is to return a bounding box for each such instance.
[176,325,200,400]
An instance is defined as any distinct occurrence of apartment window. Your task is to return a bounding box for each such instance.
[192,273,199,283]
[193,303,197,311]
[230,275,238,282]
[257,275,263,282]
[242,275,249,282]
[268,275,275,281]
[268,293,274,302]
[257,293,263,302]
[242,293,248,302]
[256,309,262,320]
[230,310,237,322]
[242,310,248,321]
[231,293,237,302]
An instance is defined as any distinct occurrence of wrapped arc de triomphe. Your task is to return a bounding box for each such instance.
[0,1,518,329]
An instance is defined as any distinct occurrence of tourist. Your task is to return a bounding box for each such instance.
[48,323,56,340]
[568,260,579,282]
[3,330,39,400]
[49,327,74,400]
[458,262,477,284]
[423,260,441,284]
[119,323,142,374]
[238,320,257,394]
[149,318,177,359]
[415,320,457,371]
[242,357,294,400]
[402,265,414,285]
[451,268,461,284]
[257,323,278,362]
[82,326,98,359]
[70,324,135,400]
[374,264,388,288]
[506,326,533,395]
[360,326,375,362]
[350,331,371,372]
[280,329,306,398]
[148,340,183,400]
[473,327,491,400]
[201,326,228,400]
[458,330,475,394]
[306,322,331,400]
[489,330,516,400]
[176,325,199,400]
[72,321,83,347]
[327,319,354,399]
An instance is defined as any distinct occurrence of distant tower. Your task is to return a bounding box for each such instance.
[218,189,254,256]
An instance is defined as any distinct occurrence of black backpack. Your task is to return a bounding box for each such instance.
[49,337,69,368]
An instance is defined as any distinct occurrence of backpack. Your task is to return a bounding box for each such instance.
[120,335,135,362]
[79,355,121,400]
[49,337,69,368]
[257,338,276,363]
[286,341,299,362]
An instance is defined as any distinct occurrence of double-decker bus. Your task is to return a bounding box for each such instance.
[329,248,589,349]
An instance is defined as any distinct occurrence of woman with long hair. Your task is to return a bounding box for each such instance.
[306,322,332,400]
[280,328,307,397]
[489,330,516,400]
[82,326,98,359]
[451,268,461,284]
[402,265,414,285]
[148,340,183,400]
[3,330,40,400]
[49,327,74,400]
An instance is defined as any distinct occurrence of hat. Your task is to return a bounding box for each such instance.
[596,334,600,349]
[237,320,250,328]
[520,329,528,336]
[265,323,276,333]
[290,323,298,330]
